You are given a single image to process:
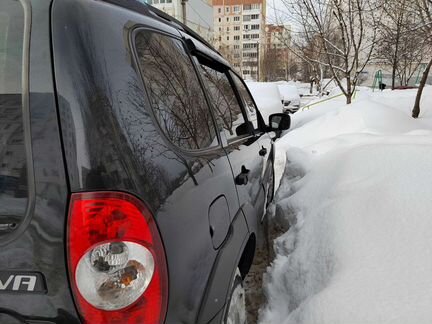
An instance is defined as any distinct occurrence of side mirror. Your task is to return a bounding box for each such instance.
[269,113,291,131]
[235,121,254,137]
[269,113,291,139]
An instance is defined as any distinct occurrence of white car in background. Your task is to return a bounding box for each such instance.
[277,83,301,114]
[246,82,284,122]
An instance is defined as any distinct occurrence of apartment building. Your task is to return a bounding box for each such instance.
[212,0,266,80]
[265,24,290,51]
[263,24,292,80]
[144,0,214,43]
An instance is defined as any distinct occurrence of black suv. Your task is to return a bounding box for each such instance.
[0,1,290,323]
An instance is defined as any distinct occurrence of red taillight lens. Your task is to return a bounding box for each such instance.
[67,191,168,324]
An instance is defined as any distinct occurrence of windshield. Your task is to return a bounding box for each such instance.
[0,0,28,234]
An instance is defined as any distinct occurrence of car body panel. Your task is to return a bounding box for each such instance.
[52,0,259,323]
[0,0,79,322]
[0,0,276,322]
[198,209,249,324]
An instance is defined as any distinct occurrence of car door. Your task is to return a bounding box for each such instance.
[131,28,247,323]
[230,72,275,213]
[194,59,265,234]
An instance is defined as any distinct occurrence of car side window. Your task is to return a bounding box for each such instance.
[134,31,218,151]
[229,71,261,131]
[196,61,250,142]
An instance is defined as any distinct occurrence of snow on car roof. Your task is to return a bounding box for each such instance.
[277,83,300,101]
[246,82,283,122]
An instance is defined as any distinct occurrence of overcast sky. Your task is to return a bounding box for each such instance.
[266,0,291,25]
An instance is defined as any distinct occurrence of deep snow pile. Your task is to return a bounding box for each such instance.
[260,88,432,324]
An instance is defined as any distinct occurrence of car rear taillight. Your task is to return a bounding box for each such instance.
[67,192,168,324]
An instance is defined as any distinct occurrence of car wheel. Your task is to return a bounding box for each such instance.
[224,268,247,324]
[265,159,275,208]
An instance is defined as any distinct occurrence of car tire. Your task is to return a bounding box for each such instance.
[224,268,247,324]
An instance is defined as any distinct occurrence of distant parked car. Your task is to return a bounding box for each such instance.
[246,82,284,122]
[277,83,301,114]
[0,1,291,324]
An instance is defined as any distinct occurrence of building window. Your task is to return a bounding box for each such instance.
[227,36,229,40]
[234,35,240,40]
[226,6,230,13]
[226,17,229,22]
[234,26,240,31]
[244,25,249,30]
[251,14,259,19]
[243,70,250,75]
[233,5,240,13]
[251,24,259,30]
[234,16,240,22]
[227,26,229,31]
[218,17,221,22]
[218,8,221,13]
[243,15,251,21]
[251,34,259,39]
[243,43,258,49]
[234,44,240,49]
[243,34,250,40]
[243,52,257,58]
[251,3,260,9]
[243,4,251,10]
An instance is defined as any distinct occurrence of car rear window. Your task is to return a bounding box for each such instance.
[0,1,28,233]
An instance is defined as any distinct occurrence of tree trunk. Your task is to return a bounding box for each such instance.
[346,76,352,104]
[391,59,397,90]
[318,66,324,93]
[412,57,432,118]
[392,21,402,90]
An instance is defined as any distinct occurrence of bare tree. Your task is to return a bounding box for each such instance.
[412,58,432,118]
[271,25,328,90]
[280,0,379,104]
[261,47,284,81]
[376,0,428,89]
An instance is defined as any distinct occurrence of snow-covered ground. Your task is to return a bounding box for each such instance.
[260,87,432,324]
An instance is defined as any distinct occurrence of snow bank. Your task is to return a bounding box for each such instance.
[246,82,283,122]
[260,87,432,324]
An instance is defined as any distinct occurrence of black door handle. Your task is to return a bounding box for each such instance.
[235,165,250,186]
[259,146,267,156]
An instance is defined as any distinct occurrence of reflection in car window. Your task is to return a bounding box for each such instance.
[197,63,248,142]
[230,72,259,130]
[135,31,217,150]
[0,0,28,226]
